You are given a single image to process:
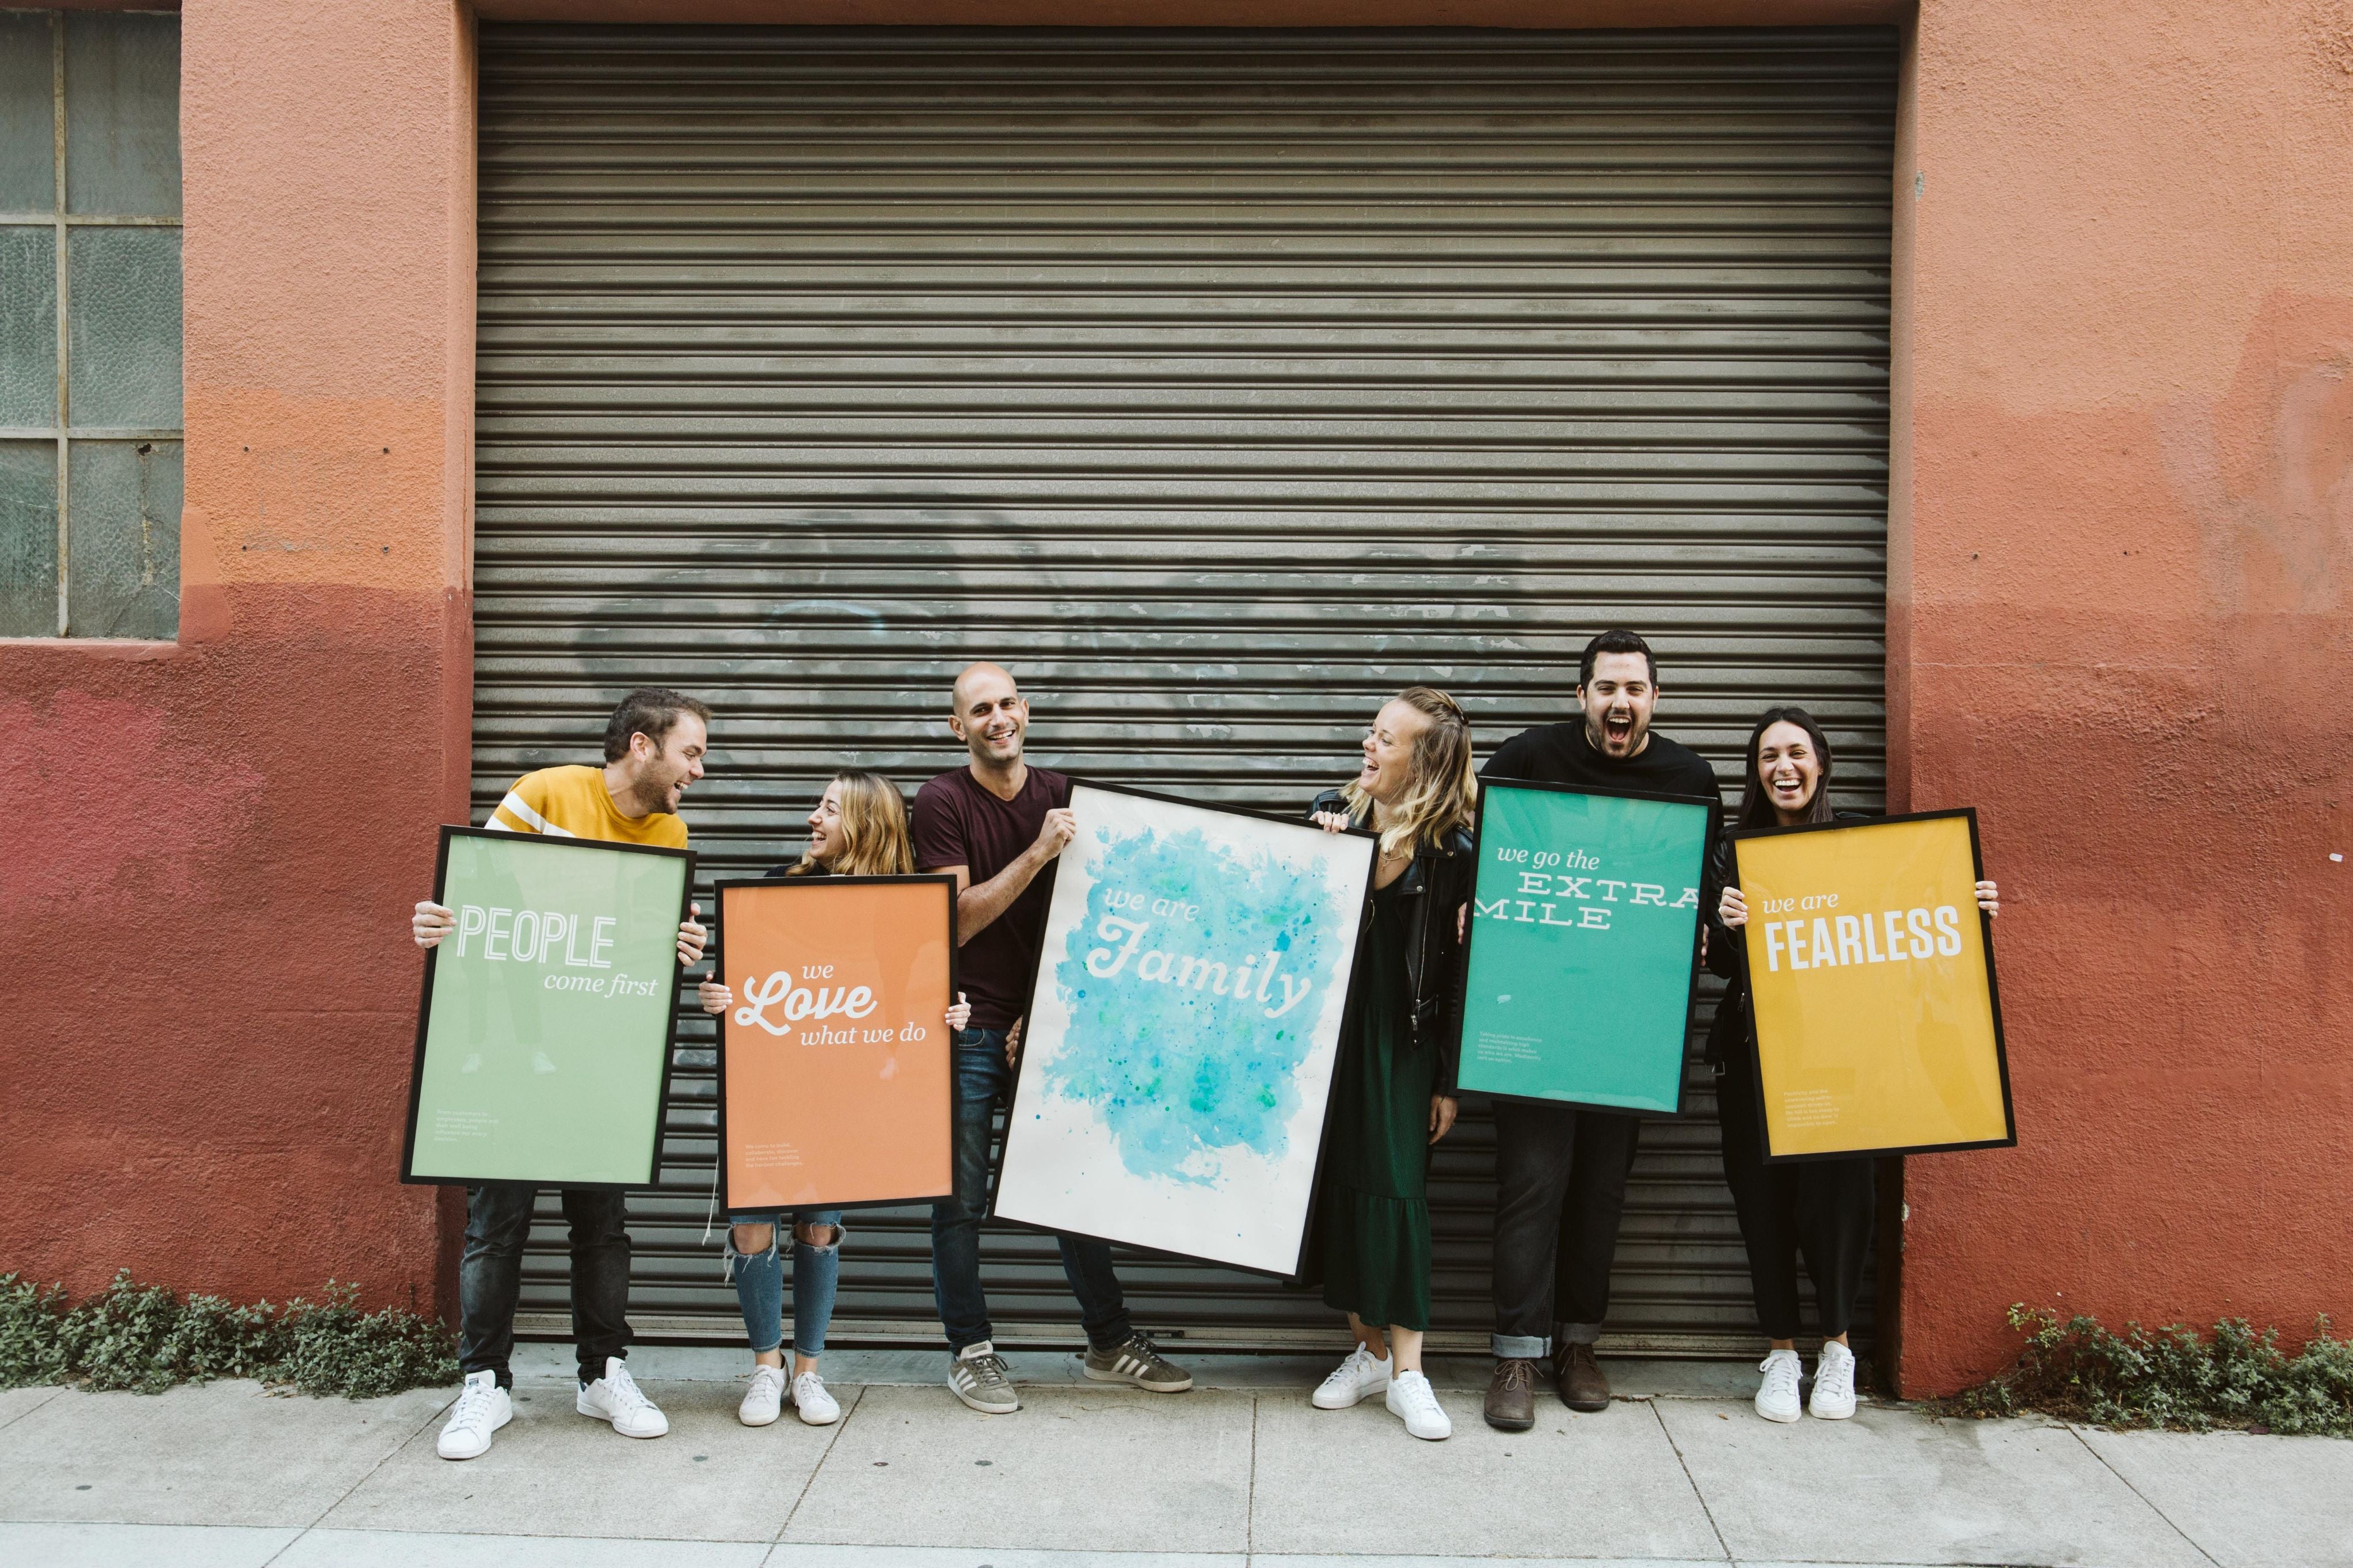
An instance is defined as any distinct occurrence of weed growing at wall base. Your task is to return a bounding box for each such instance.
[1948,1304,2353,1436]
[0,1272,457,1398]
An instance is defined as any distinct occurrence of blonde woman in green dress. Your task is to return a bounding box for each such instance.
[1305,686,1479,1440]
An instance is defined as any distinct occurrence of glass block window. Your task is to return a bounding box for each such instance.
[1,9,180,639]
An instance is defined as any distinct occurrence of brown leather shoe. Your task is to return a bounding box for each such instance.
[1555,1342,1611,1411]
[1484,1357,1537,1431]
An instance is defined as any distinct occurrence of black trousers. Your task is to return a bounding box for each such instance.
[1489,1100,1641,1355]
[458,1182,632,1387]
[1716,1050,1875,1340]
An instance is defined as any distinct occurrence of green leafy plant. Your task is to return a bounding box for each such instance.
[0,1275,71,1386]
[1950,1304,2353,1436]
[273,1284,460,1399]
[0,1271,456,1399]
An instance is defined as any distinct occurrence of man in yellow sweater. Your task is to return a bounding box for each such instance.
[410,687,713,1460]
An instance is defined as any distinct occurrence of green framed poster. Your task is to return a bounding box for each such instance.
[402,826,695,1187]
[1456,780,1714,1115]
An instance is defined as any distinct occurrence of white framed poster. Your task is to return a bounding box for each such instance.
[992,780,1377,1276]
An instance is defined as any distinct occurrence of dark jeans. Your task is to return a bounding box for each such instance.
[931,1028,1132,1354]
[458,1182,631,1388]
[1718,1052,1876,1340]
[1489,1099,1641,1358]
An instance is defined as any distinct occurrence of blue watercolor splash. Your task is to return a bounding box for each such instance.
[1048,825,1338,1187]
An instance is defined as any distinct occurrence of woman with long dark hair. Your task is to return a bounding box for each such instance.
[1707,708,1998,1422]
[1304,686,1480,1440]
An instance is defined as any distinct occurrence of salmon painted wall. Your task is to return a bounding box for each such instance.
[0,1,477,1316]
[1890,1,2353,1392]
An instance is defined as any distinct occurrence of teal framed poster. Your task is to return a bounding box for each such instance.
[402,826,695,1187]
[1456,780,1714,1115]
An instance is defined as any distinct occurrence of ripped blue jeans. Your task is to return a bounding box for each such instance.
[726,1209,843,1357]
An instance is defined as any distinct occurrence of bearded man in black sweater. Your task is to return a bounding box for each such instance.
[1478,630,1724,1432]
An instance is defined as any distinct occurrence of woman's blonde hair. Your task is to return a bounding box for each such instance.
[1341,686,1479,856]
[789,770,915,877]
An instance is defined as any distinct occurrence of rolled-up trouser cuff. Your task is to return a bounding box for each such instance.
[1557,1321,1603,1346]
[1492,1333,1549,1360]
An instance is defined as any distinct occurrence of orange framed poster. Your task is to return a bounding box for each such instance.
[714,874,957,1210]
[1728,810,2015,1162]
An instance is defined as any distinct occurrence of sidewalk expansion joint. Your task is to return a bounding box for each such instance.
[1244,1391,1259,1555]
[776,1379,863,1543]
[1649,1398,1734,1563]
[0,1387,63,1434]
[260,1388,452,1567]
[2065,1421,2224,1568]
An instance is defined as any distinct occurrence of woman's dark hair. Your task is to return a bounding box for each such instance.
[1735,707,1836,828]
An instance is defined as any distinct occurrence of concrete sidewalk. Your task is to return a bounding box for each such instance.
[1,1346,2345,1568]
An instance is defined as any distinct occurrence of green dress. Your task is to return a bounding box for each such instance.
[1315,875,1436,1331]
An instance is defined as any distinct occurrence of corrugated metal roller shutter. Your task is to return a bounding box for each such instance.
[474,25,1896,1357]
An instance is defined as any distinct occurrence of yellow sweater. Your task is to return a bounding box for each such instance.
[486,764,688,848]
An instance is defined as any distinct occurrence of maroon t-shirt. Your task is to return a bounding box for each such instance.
[911,764,1072,1032]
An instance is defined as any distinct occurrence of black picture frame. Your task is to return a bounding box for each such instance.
[1454,775,1719,1120]
[400,824,696,1190]
[985,775,1380,1282]
[711,872,962,1214]
[1726,806,2016,1163]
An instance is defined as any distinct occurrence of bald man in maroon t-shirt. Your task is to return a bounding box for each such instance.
[909,663,1193,1414]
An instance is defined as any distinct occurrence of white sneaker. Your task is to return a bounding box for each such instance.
[1383,1369,1452,1440]
[738,1364,786,1427]
[793,1370,841,1426]
[1311,1345,1393,1410]
[577,1356,668,1438]
[1810,1340,1858,1420]
[436,1370,512,1460]
[1754,1348,1802,1423]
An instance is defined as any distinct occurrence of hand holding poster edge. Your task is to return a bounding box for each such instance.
[987,776,1380,1280]
[400,825,696,1189]
[1455,776,1717,1119]
[711,872,961,1214]
[1725,806,2017,1163]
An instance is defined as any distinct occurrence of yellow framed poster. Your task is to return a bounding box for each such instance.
[1728,809,2014,1161]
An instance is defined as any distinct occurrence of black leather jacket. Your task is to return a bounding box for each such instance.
[1308,788,1474,1093]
